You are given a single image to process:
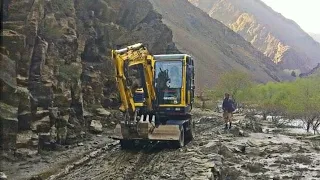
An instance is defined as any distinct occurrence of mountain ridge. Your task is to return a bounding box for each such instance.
[310,33,320,43]
[149,0,291,89]
[189,0,320,73]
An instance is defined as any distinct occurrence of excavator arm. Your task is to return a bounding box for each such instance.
[112,43,156,122]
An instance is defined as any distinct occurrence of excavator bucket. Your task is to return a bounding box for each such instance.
[112,122,181,141]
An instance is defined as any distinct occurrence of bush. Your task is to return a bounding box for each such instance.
[43,24,64,40]
[243,75,320,134]
[57,63,82,82]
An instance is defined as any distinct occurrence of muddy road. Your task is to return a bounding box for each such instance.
[50,110,320,180]
[2,110,320,180]
[51,112,217,180]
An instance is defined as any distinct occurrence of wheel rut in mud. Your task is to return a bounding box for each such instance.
[57,141,179,180]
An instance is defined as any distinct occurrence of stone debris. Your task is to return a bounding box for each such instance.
[95,108,111,117]
[0,172,7,180]
[90,120,103,133]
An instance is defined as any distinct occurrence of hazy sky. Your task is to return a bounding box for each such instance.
[262,0,320,34]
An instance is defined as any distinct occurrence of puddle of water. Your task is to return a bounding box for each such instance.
[261,116,313,135]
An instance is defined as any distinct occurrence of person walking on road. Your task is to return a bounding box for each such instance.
[222,93,235,130]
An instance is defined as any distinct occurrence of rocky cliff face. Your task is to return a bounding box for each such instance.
[1,0,178,151]
[189,0,320,73]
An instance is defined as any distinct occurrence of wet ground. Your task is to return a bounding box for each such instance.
[1,109,320,180]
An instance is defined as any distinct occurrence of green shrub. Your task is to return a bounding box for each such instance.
[58,63,82,82]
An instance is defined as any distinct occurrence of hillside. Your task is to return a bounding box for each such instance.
[299,63,320,78]
[189,0,320,73]
[149,0,290,88]
[310,33,320,43]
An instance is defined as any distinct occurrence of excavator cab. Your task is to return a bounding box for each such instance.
[153,54,195,118]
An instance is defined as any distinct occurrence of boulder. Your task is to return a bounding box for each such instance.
[29,83,53,109]
[38,133,52,151]
[83,110,93,118]
[35,109,50,120]
[95,108,111,117]
[218,145,233,158]
[0,56,20,111]
[0,172,8,180]
[28,36,48,80]
[31,116,51,133]
[1,30,26,57]
[0,102,18,150]
[16,130,35,148]
[17,86,31,112]
[17,110,32,130]
[15,148,38,158]
[90,120,103,133]
[49,107,59,124]
[53,93,72,108]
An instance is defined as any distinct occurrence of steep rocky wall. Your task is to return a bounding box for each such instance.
[75,0,179,108]
[189,0,320,73]
[1,0,178,151]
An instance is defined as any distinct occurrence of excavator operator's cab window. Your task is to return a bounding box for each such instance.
[155,61,183,105]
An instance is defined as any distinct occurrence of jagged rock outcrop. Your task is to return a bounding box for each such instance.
[1,0,178,151]
[76,0,179,108]
[189,0,320,73]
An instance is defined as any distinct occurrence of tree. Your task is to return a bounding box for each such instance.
[196,90,210,110]
[243,82,290,122]
[214,70,253,103]
[284,77,320,133]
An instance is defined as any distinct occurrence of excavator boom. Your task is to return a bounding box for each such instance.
[112,43,155,117]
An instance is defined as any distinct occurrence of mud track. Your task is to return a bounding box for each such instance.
[44,111,320,180]
[51,113,217,180]
[53,135,200,179]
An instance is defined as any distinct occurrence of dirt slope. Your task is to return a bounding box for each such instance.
[189,0,320,73]
[149,0,290,89]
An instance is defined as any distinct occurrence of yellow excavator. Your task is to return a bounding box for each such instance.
[111,43,195,148]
